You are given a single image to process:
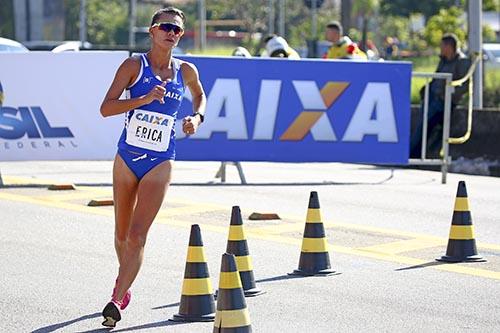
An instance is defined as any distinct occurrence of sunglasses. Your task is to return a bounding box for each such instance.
[152,22,183,36]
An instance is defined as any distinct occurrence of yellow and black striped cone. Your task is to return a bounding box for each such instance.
[437,181,486,263]
[226,206,265,297]
[289,191,336,276]
[213,253,252,333]
[171,224,216,322]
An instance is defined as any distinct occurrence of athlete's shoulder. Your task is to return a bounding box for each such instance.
[178,60,200,84]
[123,54,142,69]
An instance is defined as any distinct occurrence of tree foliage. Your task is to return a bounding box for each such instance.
[0,0,14,38]
[424,7,465,48]
[62,0,128,45]
[381,0,499,18]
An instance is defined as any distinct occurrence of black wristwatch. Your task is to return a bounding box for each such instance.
[192,112,204,123]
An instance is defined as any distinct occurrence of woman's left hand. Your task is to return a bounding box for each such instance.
[182,115,201,135]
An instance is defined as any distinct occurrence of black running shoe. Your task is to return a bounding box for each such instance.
[102,301,121,328]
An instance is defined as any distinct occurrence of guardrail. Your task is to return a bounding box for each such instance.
[409,72,453,184]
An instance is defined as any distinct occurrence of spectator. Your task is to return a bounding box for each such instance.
[262,35,300,59]
[384,36,399,59]
[232,46,252,58]
[410,33,471,158]
[323,21,366,60]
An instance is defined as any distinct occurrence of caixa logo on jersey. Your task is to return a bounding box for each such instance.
[0,81,77,150]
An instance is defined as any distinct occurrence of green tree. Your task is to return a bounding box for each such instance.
[63,0,128,45]
[483,0,499,11]
[381,0,498,18]
[379,16,409,43]
[352,0,378,51]
[86,0,128,45]
[483,24,497,43]
[424,7,465,48]
[0,0,15,39]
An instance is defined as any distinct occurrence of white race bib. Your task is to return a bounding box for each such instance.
[126,109,175,152]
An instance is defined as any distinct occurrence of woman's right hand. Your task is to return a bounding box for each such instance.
[144,81,167,104]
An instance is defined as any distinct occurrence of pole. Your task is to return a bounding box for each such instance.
[79,0,86,44]
[311,0,317,38]
[308,0,317,57]
[341,0,351,32]
[129,0,137,49]
[278,0,285,37]
[199,0,206,51]
[268,0,275,35]
[468,0,482,108]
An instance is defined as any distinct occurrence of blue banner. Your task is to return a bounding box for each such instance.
[176,56,411,164]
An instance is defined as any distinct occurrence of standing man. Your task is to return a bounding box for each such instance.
[323,21,366,60]
[410,33,470,158]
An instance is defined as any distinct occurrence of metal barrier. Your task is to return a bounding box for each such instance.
[448,53,481,144]
[409,72,453,184]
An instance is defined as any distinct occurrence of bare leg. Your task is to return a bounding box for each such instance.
[113,160,173,301]
[113,154,138,266]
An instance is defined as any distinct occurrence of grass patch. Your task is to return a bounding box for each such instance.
[187,46,235,56]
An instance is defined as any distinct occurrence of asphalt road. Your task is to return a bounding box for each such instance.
[0,161,499,332]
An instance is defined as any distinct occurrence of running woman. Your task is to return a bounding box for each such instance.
[99,7,206,327]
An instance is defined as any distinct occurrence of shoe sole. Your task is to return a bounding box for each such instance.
[102,302,121,328]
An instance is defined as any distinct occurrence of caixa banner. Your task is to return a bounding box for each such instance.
[176,56,411,164]
[0,52,128,161]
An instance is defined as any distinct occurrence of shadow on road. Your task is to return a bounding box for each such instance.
[395,261,446,271]
[31,312,102,333]
[255,274,302,283]
[109,320,191,332]
[151,301,180,310]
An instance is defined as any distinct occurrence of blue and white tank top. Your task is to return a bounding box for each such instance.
[117,54,185,158]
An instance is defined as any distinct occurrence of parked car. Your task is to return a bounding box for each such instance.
[483,43,500,69]
[0,37,29,52]
[51,41,93,53]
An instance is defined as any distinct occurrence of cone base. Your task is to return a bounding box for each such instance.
[214,288,266,299]
[243,287,266,297]
[288,268,337,277]
[170,312,215,322]
[436,255,486,263]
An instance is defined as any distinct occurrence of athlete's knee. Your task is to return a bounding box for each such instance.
[115,230,128,243]
[126,228,147,249]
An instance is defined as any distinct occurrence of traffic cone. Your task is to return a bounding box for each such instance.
[225,206,265,297]
[213,253,252,333]
[437,181,486,263]
[171,224,216,322]
[289,191,336,276]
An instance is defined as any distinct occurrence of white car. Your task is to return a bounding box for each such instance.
[0,37,29,52]
[483,43,500,69]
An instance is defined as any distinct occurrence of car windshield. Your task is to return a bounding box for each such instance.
[490,49,500,59]
[0,44,28,52]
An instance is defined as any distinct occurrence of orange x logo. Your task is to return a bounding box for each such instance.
[280,81,349,141]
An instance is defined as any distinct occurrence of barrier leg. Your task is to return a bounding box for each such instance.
[235,162,247,184]
[215,162,227,182]
[215,162,246,184]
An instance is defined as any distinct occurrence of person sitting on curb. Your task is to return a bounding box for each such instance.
[410,33,471,158]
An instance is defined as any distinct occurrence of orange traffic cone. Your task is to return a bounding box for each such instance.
[213,253,252,333]
[226,206,265,297]
[289,191,336,276]
[437,181,486,263]
[171,224,216,322]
